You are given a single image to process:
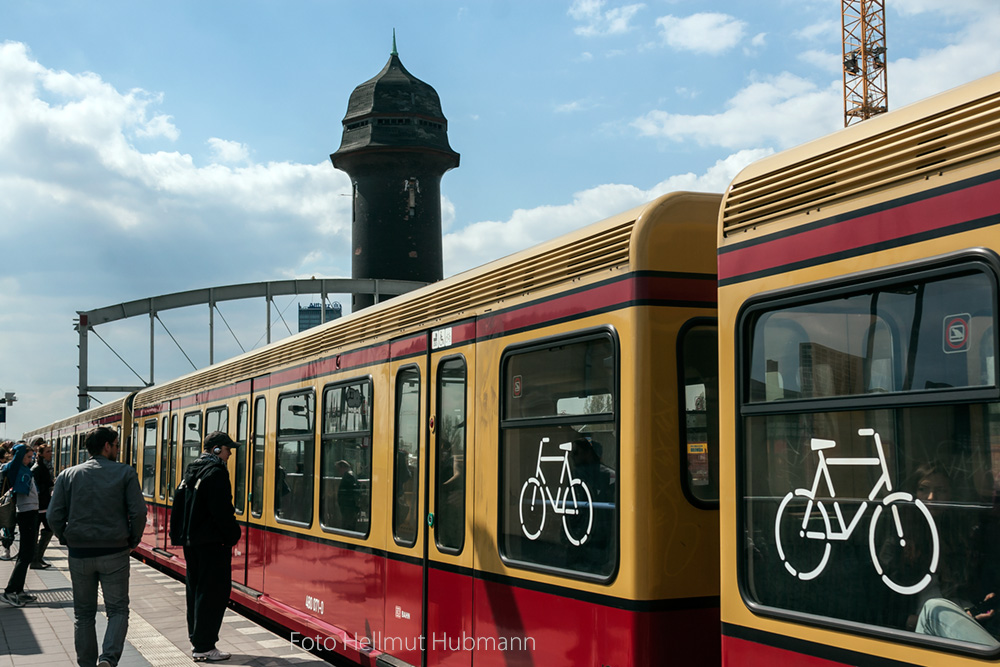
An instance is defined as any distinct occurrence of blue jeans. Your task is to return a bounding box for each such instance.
[915,597,1000,647]
[68,549,131,667]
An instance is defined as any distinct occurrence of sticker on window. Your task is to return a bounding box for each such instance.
[943,313,971,354]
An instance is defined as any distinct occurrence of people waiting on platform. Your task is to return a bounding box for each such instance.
[30,437,55,570]
[1,442,40,607]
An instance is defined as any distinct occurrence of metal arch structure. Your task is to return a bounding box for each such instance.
[842,0,888,126]
[75,277,427,412]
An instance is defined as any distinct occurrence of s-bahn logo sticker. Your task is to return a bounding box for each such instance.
[943,313,970,353]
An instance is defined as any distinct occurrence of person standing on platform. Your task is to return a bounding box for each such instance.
[30,437,55,569]
[48,426,147,667]
[170,431,241,663]
[1,442,40,607]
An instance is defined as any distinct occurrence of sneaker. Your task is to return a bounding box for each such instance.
[192,648,231,662]
[0,592,24,607]
[16,592,36,603]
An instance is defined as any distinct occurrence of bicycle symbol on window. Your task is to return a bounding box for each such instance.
[774,428,940,594]
[519,437,594,546]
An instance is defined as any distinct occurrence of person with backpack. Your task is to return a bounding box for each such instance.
[170,431,241,663]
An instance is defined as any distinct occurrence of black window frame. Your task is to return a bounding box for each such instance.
[496,327,621,582]
[274,389,316,527]
[393,365,421,547]
[735,250,1000,656]
[434,355,468,554]
[319,376,373,537]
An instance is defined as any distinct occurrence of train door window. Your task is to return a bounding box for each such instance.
[393,367,420,546]
[740,261,1000,652]
[60,437,70,472]
[158,417,169,500]
[76,434,87,464]
[679,322,720,506]
[276,391,315,526]
[168,415,178,500]
[320,378,372,535]
[140,420,156,497]
[182,412,202,477]
[499,332,618,579]
[205,406,229,436]
[435,358,467,552]
[234,401,248,515]
[251,396,266,518]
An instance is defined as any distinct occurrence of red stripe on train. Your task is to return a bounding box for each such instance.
[723,635,847,667]
[718,177,1000,282]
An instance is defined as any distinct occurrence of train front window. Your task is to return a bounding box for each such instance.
[499,333,618,579]
[741,262,1000,653]
[680,323,720,505]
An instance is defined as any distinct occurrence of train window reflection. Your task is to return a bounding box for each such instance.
[320,379,372,536]
[141,420,156,497]
[393,368,420,546]
[276,391,314,526]
[182,412,202,478]
[499,333,618,579]
[234,401,248,515]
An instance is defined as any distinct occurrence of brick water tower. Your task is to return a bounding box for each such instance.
[332,37,460,310]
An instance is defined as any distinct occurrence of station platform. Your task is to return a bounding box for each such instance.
[0,545,329,666]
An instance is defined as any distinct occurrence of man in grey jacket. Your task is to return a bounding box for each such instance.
[49,426,147,667]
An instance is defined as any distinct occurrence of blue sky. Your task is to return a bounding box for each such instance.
[2,0,1000,436]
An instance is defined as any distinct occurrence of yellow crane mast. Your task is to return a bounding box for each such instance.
[842,0,888,126]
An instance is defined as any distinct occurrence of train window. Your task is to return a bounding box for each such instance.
[680,323,720,506]
[76,434,87,464]
[182,412,202,477]
[741,262,1000,653]
[499,333,618,579]
[141,420,157,497]
[234,401,248,515]
[158,417,169,500]
[60,436,70,471]
[320,378,372,536]
[393,367,421,546]
[276,391,315,526]
[168,414,178,500]
[205,406,229,435]
[251,396,266,518]
[435,358,467,552]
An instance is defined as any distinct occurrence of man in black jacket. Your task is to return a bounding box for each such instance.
[30,437,54,569]
[170,431,241,663]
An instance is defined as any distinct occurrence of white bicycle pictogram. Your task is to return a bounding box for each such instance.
[774,428,939,594]
[519,437,594,546]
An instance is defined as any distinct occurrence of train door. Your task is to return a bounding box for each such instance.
[425,322,476,667]
[385,335,428,666]
[231,398,250,586]
[244,374,270,593]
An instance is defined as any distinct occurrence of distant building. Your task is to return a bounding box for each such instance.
[298,302,343,332]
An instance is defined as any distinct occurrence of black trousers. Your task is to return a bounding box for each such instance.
[183,544,232,652]
[5,510,39,594]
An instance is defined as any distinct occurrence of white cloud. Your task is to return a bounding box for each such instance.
[794,20,838,43]
[656,13,747,55]
[569,0,645,37]
[207,137,250,164]
[632,72,840,150]
[442,149,767,274]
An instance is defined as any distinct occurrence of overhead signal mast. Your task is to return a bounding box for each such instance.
[842,0,888,126]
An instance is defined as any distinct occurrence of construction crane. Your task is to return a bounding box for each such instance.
[842,0,888,126]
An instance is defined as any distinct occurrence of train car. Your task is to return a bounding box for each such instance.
[23,393,135,473]
[717,72,1000,665]
[120,191,722,667]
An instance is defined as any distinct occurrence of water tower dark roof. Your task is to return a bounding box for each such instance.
[332,48,459,160]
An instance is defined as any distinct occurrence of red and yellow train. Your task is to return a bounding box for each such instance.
[27,71,1000,666]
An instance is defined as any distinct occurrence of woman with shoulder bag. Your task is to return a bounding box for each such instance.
[0,443,41,607]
